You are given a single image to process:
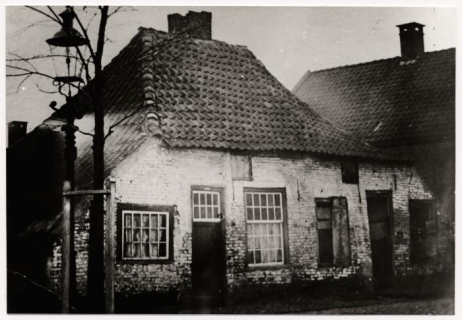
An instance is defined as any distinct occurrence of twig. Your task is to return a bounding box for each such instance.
[104,104,147,140]
[25,6,60,23]
[67,6,96,62]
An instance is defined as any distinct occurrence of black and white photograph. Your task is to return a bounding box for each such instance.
[4,1,457,315]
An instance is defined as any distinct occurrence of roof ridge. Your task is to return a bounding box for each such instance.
[307,47,455,75]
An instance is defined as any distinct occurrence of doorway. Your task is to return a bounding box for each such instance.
[191,188,226,310]
[366,191,393,289]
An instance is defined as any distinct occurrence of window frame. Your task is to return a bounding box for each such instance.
[340,161,359,184]
[409,199,437,265]
[117,203,174,264]
[230,153,253,181]
[244,187,289,269]
[315,198,334,268]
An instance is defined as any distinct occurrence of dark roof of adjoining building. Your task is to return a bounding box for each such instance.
[293,48,455,146]
[16,27,407,190]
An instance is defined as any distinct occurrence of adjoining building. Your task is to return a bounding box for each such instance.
[7,13,451,311]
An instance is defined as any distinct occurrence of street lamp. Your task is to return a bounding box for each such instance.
[45,8,87,313]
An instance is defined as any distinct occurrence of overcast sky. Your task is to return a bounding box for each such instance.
[5,5,457,131]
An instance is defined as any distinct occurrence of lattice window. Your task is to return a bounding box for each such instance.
[245,191,284,266]
[122,211,169,260]
[192,190,221,222]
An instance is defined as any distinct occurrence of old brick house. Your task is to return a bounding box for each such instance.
[293,22,455,274]
[8,13,451,310]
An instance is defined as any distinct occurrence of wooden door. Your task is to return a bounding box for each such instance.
[192,221,226,309]
[366,192,393,289]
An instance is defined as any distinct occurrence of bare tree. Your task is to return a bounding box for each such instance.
[7,5,125,313]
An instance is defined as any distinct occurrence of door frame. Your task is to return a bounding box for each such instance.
[365,190,395,278]
[190,185,227,303]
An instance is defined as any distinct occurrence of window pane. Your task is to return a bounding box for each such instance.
[125,215,132,227]
[276,249,283,262]
[275,208,281,220]
[133,214,140,227]
[268,224,274,235]
[142,230,149,242]
[268,208,275,220]
[254,194,260,206]
[254,208,261,220]
[247,208,253,220]
[193,193,199,205]
[255,250,261,264]
[246,193,253,206]
[206,193,212,206]
[269,250,275,262]
[275,224,281,235]
[247,224,254,235]
[151,215,158,228]
[261,194,267,206]
[213,194,218,205]
[255,237,261,249]
[248,237,255,249]
[125,229,132,242]
[200,207,206,219]
[262,250,269,263]
[160,215,166,227]
[207,207,212,219]
[159,243,167,257]
[151,244,158,258]
[254,224,261,235]
[142,214,149,227]
[151,230,159,242]
[159,229,166,242]
[268,194,274,206]
[262,208,268,220]
[134,229,140,242]
[213,207,220,219]
[142,244,149,257]
[133,244,141,257]
[318,229,334,265]
[274,194,281,206]
[194,207,199,219]
[124,244,132,258]
[261,236,268,249]
[268,236,275,247]
[275,235,282,248]
[200,194,205,206]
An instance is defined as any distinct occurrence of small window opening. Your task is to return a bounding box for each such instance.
[341,161,359,184]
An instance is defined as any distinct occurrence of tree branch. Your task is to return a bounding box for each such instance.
[25,6,60,23]
[67,6,97,62]
[104,104,147,140]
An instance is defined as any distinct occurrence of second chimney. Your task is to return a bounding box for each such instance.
[168,11,212,40]
[397,22,425,61]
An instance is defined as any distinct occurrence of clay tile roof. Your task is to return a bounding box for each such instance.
[39,27,406,189]
[293,48,455,146]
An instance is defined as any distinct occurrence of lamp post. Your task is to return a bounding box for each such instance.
[45,8,87,313]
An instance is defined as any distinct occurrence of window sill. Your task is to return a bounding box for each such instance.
[117,259,174,265]
[247,264,289,271]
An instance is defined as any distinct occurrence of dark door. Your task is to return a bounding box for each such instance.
[366,192,393,289]
[192,221,226,309]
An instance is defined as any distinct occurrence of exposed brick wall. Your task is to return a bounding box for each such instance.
[47,138,451,299]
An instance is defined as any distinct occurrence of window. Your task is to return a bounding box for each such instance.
[245,188,288,266]
[192,190,221,221]
[410,200,437,264]
[340,161,359,184]
[316,200,334,266]
[231,154,252,181]
[316,197,351,267]
[117,203,174,263]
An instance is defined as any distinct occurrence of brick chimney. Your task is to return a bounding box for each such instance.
[397,22,425,61]
[168,11,212,40]
[7,121,27,146]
